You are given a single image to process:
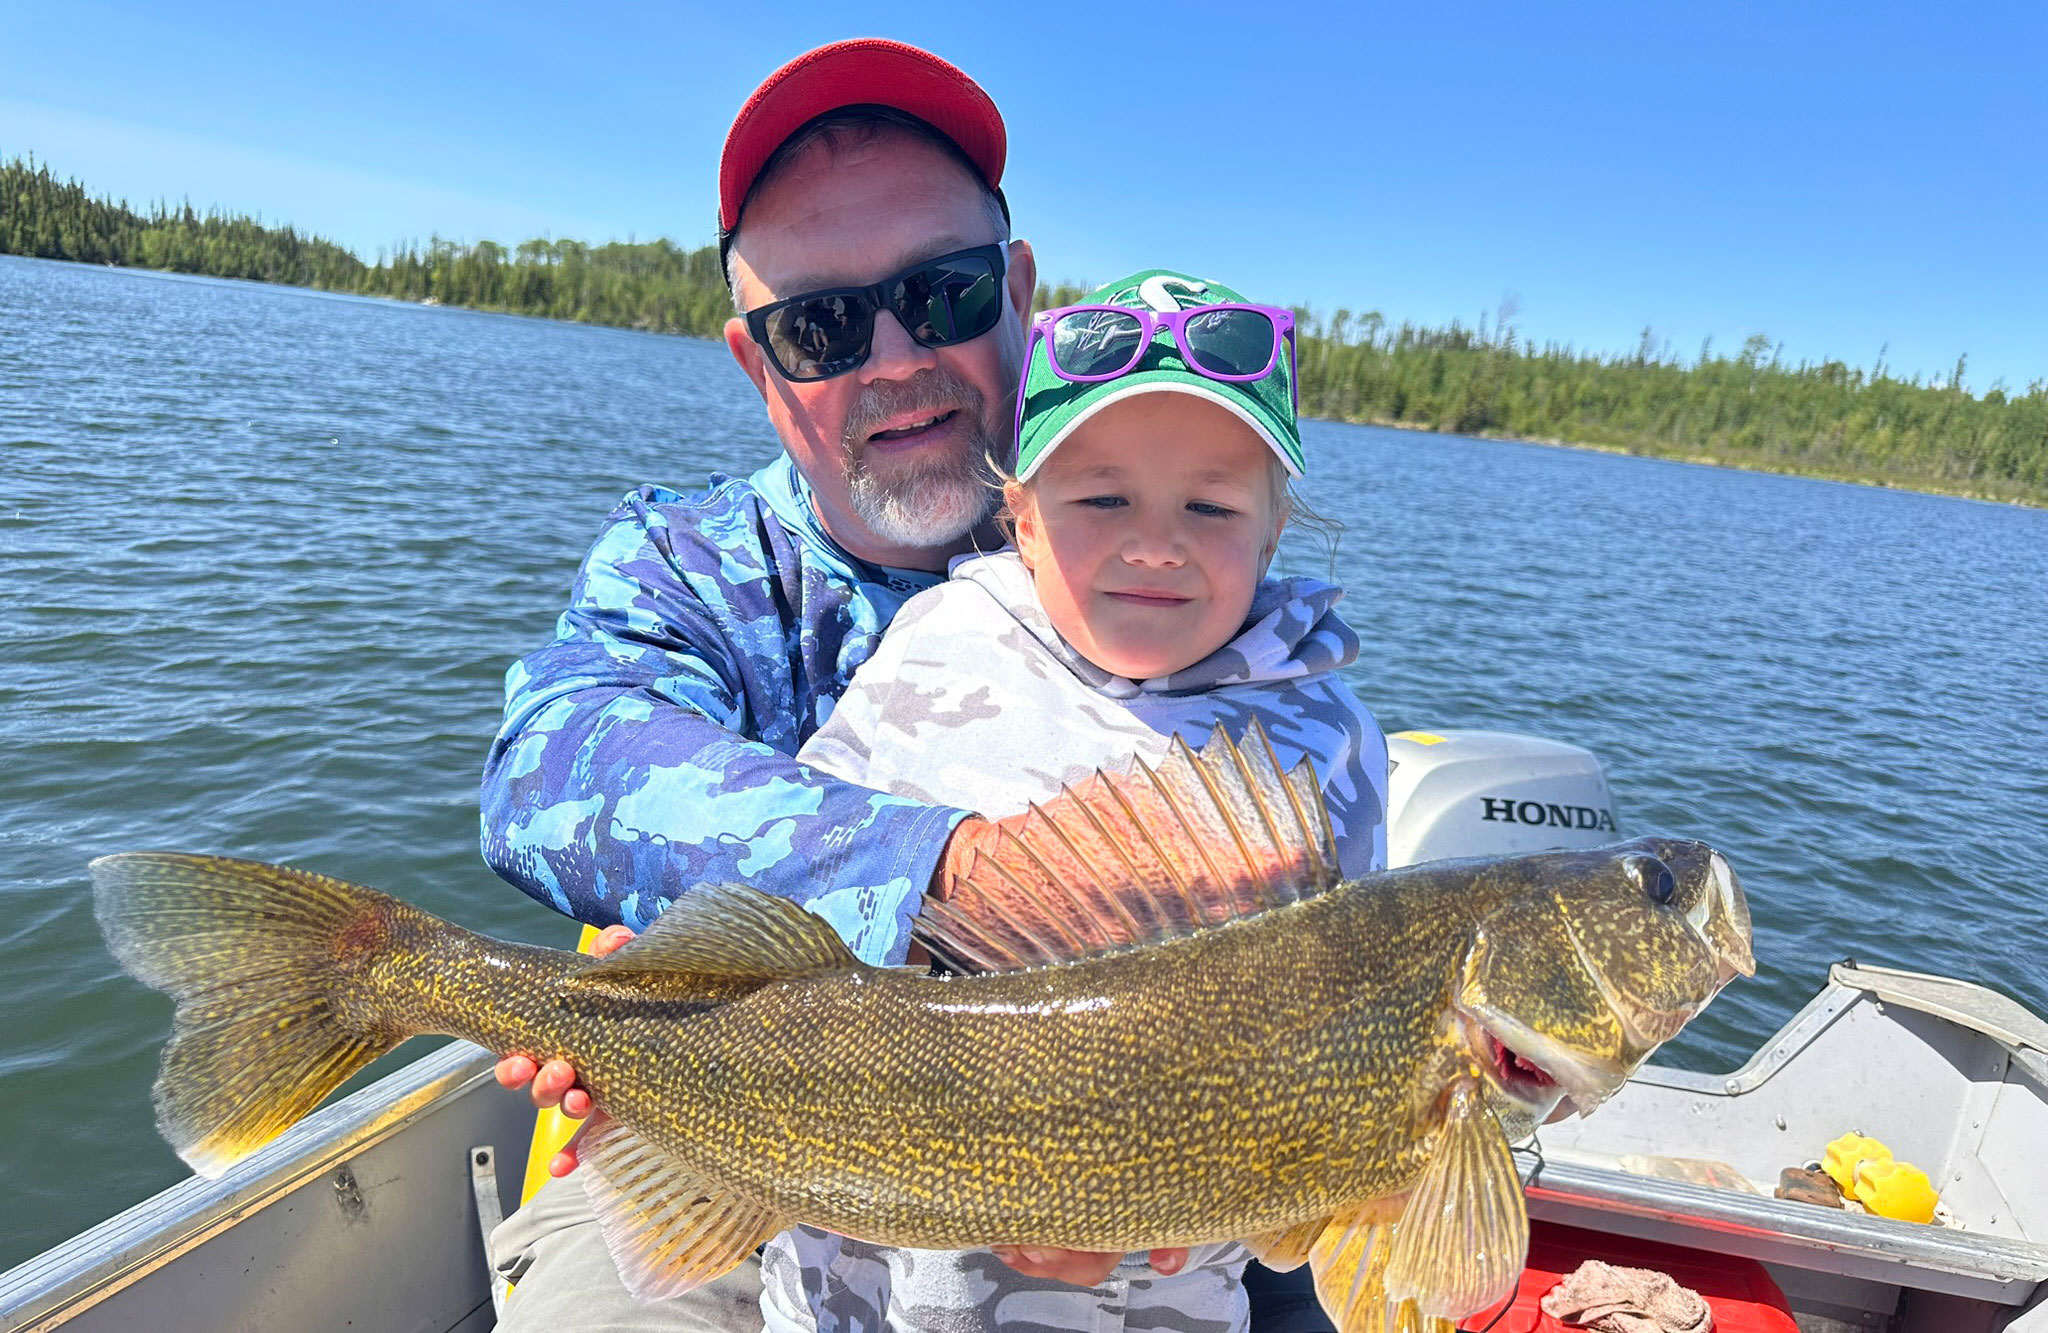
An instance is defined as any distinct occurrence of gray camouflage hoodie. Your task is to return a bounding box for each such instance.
[769,552,1389,1333]
[801,549,1387,876]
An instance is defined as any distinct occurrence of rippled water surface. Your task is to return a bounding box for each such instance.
[3,254,2044,1268]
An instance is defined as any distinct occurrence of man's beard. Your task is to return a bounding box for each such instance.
[841,369,1002,550]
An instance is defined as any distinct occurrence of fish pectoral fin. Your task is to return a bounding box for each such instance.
[1306,1200,1405,1332]
[1383,1080,1528,1323]
[915,721,1344,973]
[1245,1214,1333,1273]
[578,1116,785,1301]
[563,882,863,999]
[1307,1198,1469,1333]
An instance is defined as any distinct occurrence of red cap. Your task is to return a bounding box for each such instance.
[719,39,1007,233]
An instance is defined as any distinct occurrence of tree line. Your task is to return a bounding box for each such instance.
[1287,311,2047,503]
[7,155,2044,505]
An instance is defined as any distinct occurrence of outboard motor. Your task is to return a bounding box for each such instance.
[1384,730,1620,868]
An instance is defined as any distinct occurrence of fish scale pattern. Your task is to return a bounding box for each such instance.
[582,881,1469,1251]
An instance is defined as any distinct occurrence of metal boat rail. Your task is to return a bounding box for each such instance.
[1531,962,2048,1329]
[0,1041,528,1333]
[1523,1156,2048,1305]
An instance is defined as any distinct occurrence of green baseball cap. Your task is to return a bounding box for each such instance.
[1015,268,1302,482]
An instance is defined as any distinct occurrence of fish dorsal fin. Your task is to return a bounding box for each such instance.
[1383,1080,1528,1322]
[913,721,1342,972]
[563,882,861,999]
[578,1116,785,1299]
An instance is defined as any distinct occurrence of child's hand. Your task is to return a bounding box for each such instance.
[990,1246,1189,1286]
[492,923,637,1174]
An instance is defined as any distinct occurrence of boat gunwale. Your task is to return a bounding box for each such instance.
[1522,1154,2048,1304]
[0,1041,502,1333]
[1526,960,2048,1307]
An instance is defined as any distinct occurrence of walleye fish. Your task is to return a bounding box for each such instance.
[93,726,1752,1333]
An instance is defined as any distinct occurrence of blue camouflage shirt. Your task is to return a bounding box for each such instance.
[480,455,969,964]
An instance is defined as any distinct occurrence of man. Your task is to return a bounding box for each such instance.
[481,40,1014,963]
[481,39,1213,1332]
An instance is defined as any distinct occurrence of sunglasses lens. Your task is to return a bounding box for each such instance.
[1182,307,1278,377]
[761,294,875,380]
[1050,309,1146,378]
[894,251,1005,347]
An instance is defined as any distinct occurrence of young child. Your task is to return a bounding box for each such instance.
[765,269,1388,1333]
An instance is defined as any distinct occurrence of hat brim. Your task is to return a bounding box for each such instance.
[721,40,1006,232]
[1015,377,1305,483]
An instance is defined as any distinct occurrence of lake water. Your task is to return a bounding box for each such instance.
[3,252,2044,1270]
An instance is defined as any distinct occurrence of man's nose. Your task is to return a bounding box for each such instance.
[858,308,940,383]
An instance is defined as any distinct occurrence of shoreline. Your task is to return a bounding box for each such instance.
[8,252,2041,513]
[1318,413,2046,512]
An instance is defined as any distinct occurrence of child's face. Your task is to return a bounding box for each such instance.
[1012,392,1287,680]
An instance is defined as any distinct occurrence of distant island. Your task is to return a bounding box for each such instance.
[6,155,2042,508]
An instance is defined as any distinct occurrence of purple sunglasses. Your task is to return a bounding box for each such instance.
[1015,301,1299,443]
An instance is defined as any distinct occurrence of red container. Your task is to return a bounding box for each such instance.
[1461,1220,1798,1332]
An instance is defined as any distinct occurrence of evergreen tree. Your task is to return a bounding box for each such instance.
[7,155,2044,505]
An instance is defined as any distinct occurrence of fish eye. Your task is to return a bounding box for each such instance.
[1626,854,1677,905]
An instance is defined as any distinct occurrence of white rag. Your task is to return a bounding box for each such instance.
[1538,1259,1714,1333]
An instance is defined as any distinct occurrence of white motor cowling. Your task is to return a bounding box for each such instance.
[1384,730,1621,868]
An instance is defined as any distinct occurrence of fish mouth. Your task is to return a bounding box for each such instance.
[1460,1007,1628,1116]
[1485,1030,1559,1101]
[1695,850,1756,986]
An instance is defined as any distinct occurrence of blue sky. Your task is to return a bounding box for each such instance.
[7,0,2045,390]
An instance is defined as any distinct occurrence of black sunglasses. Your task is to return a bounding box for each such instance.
[743,244,1009,382]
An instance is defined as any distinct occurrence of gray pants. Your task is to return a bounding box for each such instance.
[490,1173,766,1331]
[490,1175,1323,1332]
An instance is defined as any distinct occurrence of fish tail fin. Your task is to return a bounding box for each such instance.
[92,852,431,1178]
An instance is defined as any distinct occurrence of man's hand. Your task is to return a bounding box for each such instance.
[493,922,635,1176]
[989,1246,1189,1287]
